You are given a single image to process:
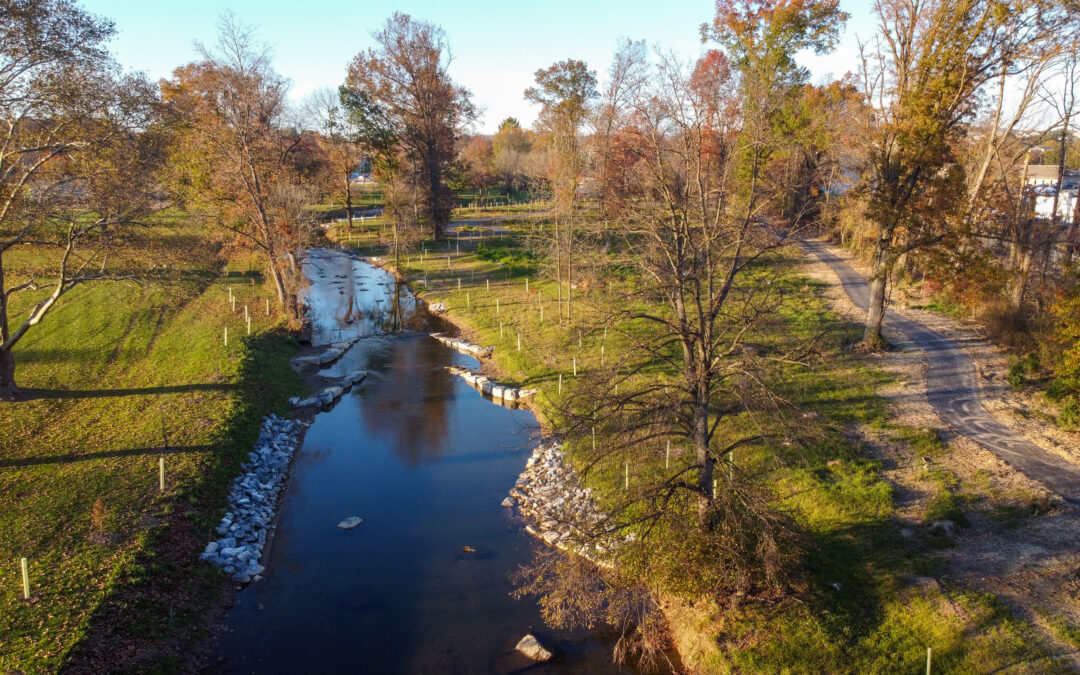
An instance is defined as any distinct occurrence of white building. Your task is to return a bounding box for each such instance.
[1034,190,1078,220]
[1025,164,1080,188]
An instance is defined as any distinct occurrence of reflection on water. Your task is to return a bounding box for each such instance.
[210,250,630,674]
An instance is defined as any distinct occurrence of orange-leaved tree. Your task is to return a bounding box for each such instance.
[162,14,313,317]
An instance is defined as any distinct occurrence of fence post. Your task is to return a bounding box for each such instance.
[21,557,29,600]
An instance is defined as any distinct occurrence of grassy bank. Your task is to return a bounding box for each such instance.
[0,215,301,672]
[330,219,1064,673]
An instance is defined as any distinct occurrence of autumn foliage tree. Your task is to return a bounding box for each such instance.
[459,135,495,202]
[854,0,1064,348]
[0,0,164,398]
[491,117,534,192]
[162,15,311,317]
[342,13,475,240]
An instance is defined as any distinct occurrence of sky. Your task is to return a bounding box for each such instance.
[84,0,878,134]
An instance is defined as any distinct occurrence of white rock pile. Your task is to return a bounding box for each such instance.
[446,366,537,404]
[291,336,365,368]
[200,414,308,583]
[431,333,493,358]
[289,370,367,408]
[508,442,613,561]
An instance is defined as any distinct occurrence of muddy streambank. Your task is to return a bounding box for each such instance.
[206,249,634,674]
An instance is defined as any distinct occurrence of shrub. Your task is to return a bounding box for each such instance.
[1060,396,1080,429]
[1047,377,1078,402]
[1007,361,1026,389]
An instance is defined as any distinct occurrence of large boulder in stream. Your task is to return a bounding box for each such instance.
[514,634,553,662]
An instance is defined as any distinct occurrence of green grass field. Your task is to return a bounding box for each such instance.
[0,214,301,672]
[329,218,1065,673]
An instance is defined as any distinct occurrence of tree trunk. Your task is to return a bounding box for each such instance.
[693,394,714,530]
[0,347,15,399]
[863,231,892,349]
[344,171,354,229]
[268,261,287,307]
[554,215,563,309]
[1008,245,1032,310]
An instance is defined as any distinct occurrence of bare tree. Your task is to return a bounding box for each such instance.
[0,0,163,398]
[302,87,360,228]
[536,1,847,626]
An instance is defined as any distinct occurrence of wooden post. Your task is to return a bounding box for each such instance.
[224,326,228,347]
[625,461,629,490]
[247,316,251,335]
[666,441,670,469]
[159,456,165,491]
[525,277,529,293]
[21,557,29,600]
[601,343,605,365]
[231,296,236,312]
[578,332,582,349]
[558,373,562,394]
[486,278,490,293]
[457,278,462,290]
[926,647,932,675]
[573,356,577,376]
[517,332,521,352]
[265,298,270,316]
[466,293,470,308]
[540,303,544,323]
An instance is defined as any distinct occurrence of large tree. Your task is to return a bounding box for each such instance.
[342,13,475,240]
[0,0,163,398]
[162,14,311,316]
[855,0,1072,347]
[532,4,848,641]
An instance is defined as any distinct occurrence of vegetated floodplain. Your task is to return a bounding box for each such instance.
[0,213,301,672]
[329,218,1062,672]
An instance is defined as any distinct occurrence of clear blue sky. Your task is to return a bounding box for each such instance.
[83,0,877,134]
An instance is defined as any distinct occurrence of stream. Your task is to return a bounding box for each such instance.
[209,249,628,673]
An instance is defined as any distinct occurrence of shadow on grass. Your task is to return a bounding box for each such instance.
[0,444,214,468]
[20,383,236,400]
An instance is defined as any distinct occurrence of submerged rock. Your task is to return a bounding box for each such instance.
[337,516,364,530]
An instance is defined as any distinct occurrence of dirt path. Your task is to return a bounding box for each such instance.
[799,239,1080,666]
[801,239,1080,505]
